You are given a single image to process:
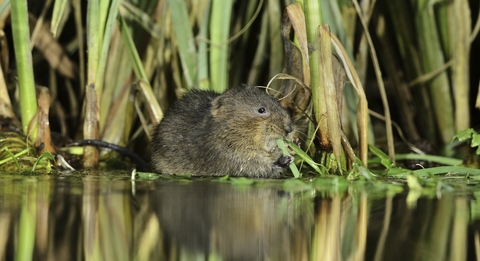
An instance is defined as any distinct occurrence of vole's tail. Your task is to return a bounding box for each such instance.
[69,139,150,172]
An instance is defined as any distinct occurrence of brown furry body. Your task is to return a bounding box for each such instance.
[150,85,294,178]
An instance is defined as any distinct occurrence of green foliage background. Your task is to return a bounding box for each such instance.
[1,0,479,170]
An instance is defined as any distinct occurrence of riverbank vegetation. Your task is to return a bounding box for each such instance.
[0,0,479,178]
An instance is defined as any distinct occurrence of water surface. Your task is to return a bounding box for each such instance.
[0,172,478,260]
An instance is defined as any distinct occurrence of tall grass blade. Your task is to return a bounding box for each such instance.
[101,38,133,144]
[10,0,37,137]
[452,0,471,130]
[197,0,211,90]
[411,0,455,145]
[30,0,53,49]
[120,2,163,39]
[51,0,68,37]
[118,16,163,123]
[330,33,368,166]
[285,3,310,86]
[135,79,163,124]
[304,1,323,139]
[84,0,101,167]
[0,0,10,16]
[210,0,233,92]
[167,0,197,89]
[72,0,86,97]
[318,25,342,165]
[87,0,99,84]
[352,0,394,162]
[305,0,337,168]
[97,0,121,131]
[374,15,421,141]
[118,16,148,82]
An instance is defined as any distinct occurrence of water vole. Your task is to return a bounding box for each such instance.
[150,85,294,178]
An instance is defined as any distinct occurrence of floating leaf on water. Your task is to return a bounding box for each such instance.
[229,177,255,185]
[137,172,161,180]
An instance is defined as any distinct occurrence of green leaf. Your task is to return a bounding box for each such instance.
[453,128,474,142]
[276,139,301,178]
[368,144,392,169]
[454,128,480,155]
[471,132,480,149]
[285,140,324,175]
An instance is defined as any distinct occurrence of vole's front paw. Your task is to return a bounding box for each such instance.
[276,155,294,168]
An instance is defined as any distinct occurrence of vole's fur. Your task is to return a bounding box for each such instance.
[150,85,294,178]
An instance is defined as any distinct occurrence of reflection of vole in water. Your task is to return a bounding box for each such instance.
[72,85,294,177]
[151,85,295,178]
[146,182,312,260]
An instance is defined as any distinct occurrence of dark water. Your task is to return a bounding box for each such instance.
[0,172,478,261]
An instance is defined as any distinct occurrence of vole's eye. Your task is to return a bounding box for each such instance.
[258,107,267,114]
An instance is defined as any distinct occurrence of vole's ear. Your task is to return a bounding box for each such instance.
[211,96,224,116]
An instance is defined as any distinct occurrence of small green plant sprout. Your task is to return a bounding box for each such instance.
[453,128,480,155]
[32,152,55,172]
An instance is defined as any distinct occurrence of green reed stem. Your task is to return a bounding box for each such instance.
[10,0,38,137]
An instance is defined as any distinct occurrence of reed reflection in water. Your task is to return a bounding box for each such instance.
[0,173,478,260]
